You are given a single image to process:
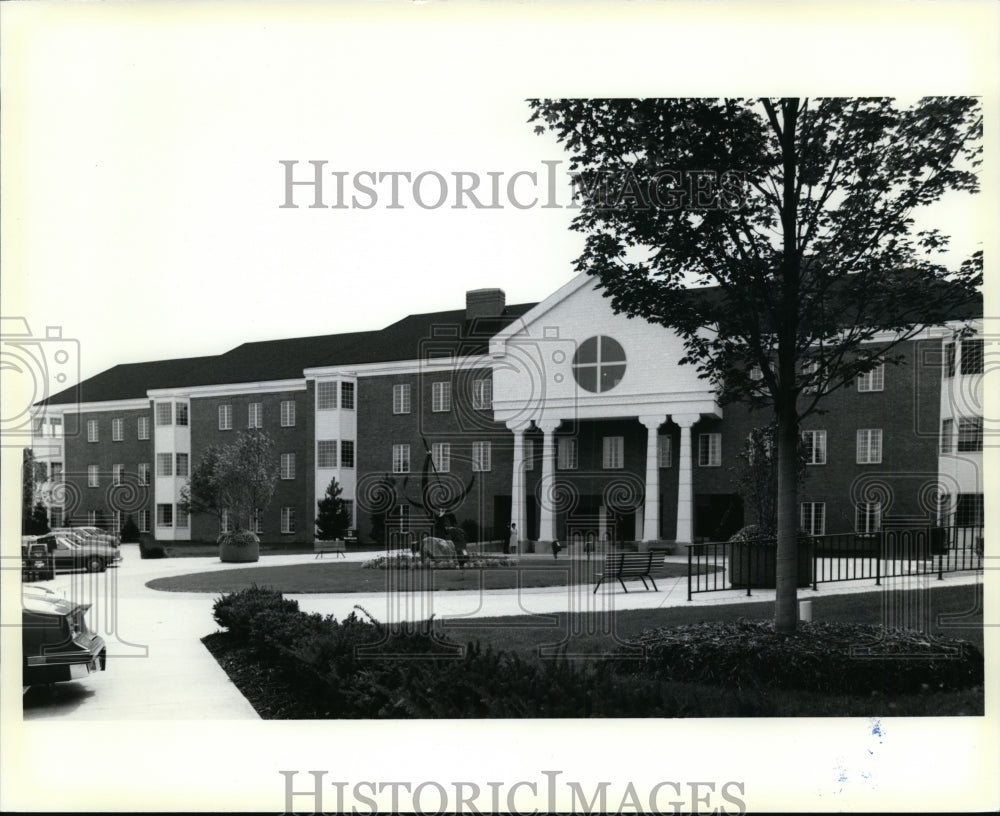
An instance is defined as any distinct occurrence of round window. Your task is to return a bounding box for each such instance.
[572,336,627,393]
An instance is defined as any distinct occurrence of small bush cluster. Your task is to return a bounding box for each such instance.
[139,539,167,559]
[362,552,517,570]
[618,619,984,695]
[213,585,300,640]
[217,530,259,548]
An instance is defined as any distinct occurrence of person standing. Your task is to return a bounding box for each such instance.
[508,522,517,554]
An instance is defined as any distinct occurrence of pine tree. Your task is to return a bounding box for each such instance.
[316,477,351,541]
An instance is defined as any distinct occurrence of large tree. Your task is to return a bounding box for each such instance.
[530,97,982,632]
[315,476,351,541]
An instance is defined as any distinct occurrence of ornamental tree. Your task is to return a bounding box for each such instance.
[530,97,982,632]
[316,476,351,540]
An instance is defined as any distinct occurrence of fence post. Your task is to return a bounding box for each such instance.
[687,544,692,602]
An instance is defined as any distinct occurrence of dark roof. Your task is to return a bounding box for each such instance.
[38,303,537,406]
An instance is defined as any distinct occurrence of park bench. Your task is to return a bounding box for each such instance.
[593,552,658,593]
[314,539,346,559]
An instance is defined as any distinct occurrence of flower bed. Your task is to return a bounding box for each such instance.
[362,550,518,570]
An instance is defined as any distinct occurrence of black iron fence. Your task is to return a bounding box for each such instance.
[687,525,984,600]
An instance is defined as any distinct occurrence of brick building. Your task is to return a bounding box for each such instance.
[31,274,985,548]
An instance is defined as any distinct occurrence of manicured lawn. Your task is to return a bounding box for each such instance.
[148,557,703,593]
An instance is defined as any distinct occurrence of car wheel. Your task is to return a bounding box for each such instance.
[87,557,106,573]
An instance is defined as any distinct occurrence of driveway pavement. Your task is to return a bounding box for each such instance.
[18,543,981,721]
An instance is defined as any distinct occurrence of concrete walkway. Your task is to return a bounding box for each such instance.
[19,543,982,721]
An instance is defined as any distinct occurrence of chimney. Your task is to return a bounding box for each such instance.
[465,288,506,321]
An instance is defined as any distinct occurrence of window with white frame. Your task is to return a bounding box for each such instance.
[432,442,451,473]
[524,438,534,470]
[957,417,983,453]
[113,512,124,536]
[138,415,150,440]
[280,400,296,427]
[220,509,232,534]
[856,429,882,464]
[955,493,984,527]
[138,509,150,533]
[392,444,410,474]
[113,464,125,485]
[856,501,882,534]
[51,462,63,481]
[557,438,578,470]
[857,364,884,393]
[317,440,337,468]
[340,440,355,468]
[944,342,956,378]
[800,502,826,536]
[112,418,124,441]
[393,384,411,414]
[218,404,233,430]
[571,336,627,393]
[175,453,189,477]
[961,339,983,375]
[175,403,188,426]
[157,453,173,477]
[472,441,491,472]
[602,436,624,469]
[801,360,819,394]
[801,430,827,465]
[940,419,954,453]
[250,508,263,534]
[698,433,721,467]
[472,378,493,410]
[341,381,355,410]
[88,465,99,487]
[432,381,452,412]
[157,504,173,527]
[248,402,262,429]
[749,364,764,381]
[657,435,672,468]
[138,463,150,485]
[281,507,296,534]
[176,505,189,529]
[156,402,173,426]
[88,510,98,527]
[87,419,99,442]
[317,382,337,410]
[280,453,296,480]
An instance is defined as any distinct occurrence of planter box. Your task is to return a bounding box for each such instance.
[219,532,260,563]
[729,539,811,589]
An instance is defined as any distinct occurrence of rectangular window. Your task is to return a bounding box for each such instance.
[317,382,338,410]
[88,510,97,527]
[138,463,150,486]
[801,430,827,465]
[856,429,883,464]
[602,436,624,469]
[176,505,189,529]
[51,462,63,481]
[940,419,954,453]
[251,508,263,534]
[856,501,882,534]
[557,438,578,470]
[175,403,189,426]
[393,384,411,414]
[472,378,493,410]
[220,509,232,534]
[280,453,296,480]
[87,419,99,442]
[698,433,721,467]
[432,442,451,473]
[138,415,150,440]
[218,404,232,431]
[157,453,173,477]
[281,507,296,534]
[524,438,534,471]
[472,441,492,472]
[175,453,189,477]
[955,493,984,527]
[961,339,983,375]
[156,402,173,426]
[113,464,124,486]
[138,509,150,533]
[88,465,99,487]
[112,418,124,441]
[957,417,983,453]
[157,504,173,528]
[317,440,338,468]
[944,342,956,378]
[280,400,296,427]
[657,435,672,468]
[431,381,452,412]
[341,382,355,410]
[800,502,826,536]
[857,364,885,393]
[749,364,764,382]
[801,360,819,394]
[392,444,410,474]
[340,440,355,468]
[248,402,262,429]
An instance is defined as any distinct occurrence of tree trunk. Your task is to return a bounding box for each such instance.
[774,405,800,632]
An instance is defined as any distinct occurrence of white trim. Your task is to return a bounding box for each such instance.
[41,398,149,414]
[489,271,594,355]
[147,378,307,398]
[305,354,493,379]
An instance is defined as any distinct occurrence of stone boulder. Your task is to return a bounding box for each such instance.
[421,536,457,560]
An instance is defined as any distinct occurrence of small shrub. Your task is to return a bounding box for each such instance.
[213,585,300,640]
[120,515,141,544]
[139,539,166,559]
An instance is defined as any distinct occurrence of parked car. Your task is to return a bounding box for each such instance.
[22,585,106,687]
[33,533,121,573]
[21,539,55,581]
[52,526,122,552]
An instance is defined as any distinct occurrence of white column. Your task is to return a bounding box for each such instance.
[640,414,667,542]
[507,420,530,548]
[536,418,560,543]
[673,413,700,545]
